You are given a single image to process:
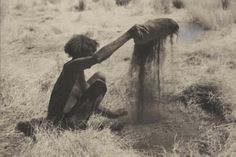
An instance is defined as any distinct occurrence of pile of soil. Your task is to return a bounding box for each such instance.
[179,83,232,120]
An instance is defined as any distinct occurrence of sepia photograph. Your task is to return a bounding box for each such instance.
[0,0,236,156]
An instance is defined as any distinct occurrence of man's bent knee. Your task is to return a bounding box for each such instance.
[88,72,106,85]
[94,72,106,82]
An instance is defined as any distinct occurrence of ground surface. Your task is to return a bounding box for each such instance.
[1,0,236,157]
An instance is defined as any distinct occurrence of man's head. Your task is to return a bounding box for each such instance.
[64,35,99,59]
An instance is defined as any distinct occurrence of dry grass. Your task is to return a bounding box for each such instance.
[152,0,171,14]
[1,0,236,156]
[184,0,236,30]
[20,127,140,157]
[99,0,116,10]
[161,123,236,157]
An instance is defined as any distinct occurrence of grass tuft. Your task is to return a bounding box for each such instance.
[179,82,232,120]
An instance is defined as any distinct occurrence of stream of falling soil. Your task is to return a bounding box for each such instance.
[125,25,206,155]
[129,37,167,123]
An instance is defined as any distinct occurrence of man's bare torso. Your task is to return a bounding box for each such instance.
[47,61,87,123]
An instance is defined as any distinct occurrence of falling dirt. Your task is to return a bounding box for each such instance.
[124,22,232,154]
[123,82,232,156]
[128,29,177,123]
[1,1,236,157]
[129,39,164,123]
[123,27,203,155]
[124,111,201,156]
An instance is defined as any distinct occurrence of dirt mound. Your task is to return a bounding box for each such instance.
[178,83,232,121]
[123,82,233,156]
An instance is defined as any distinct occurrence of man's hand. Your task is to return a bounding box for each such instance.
[128,18,179,45]
[94,32,131,63]
[128,24,149,41]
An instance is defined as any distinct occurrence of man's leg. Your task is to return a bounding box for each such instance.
[65,72,127,130]
[64,76,107,130]
[88,72,128,119]
[87,72,106,86]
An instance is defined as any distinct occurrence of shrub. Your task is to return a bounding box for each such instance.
[75,0,86,11]
[222,0,229,10]
[115,0,132,6]
[187,0,234,30]
[172,0,185,9]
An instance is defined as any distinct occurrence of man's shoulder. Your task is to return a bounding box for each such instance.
[63,60,78,70]
[63,56,97,70]
[63,60,73,68]
[63,60,84,74]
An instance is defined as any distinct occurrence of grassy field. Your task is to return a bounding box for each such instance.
[1,0,236,156]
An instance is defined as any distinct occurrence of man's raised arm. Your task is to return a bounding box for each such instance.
[66,31,132,69]
[94,31,131,63]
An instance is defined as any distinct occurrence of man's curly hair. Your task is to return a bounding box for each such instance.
[64,35,99,58]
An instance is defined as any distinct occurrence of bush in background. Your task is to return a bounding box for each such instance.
[172,0,185,9]
[186,0,235,30]
[75,0,86,11]
[221,0,229,10]
[116,0,132,6]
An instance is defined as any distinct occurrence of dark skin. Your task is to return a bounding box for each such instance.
[16,32,132,136]
[47,31,132,128]
[64,32,132,113]
[53,19,179,123]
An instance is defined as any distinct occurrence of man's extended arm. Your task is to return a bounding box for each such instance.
[66,31,132,69]
[94,31,131,63]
